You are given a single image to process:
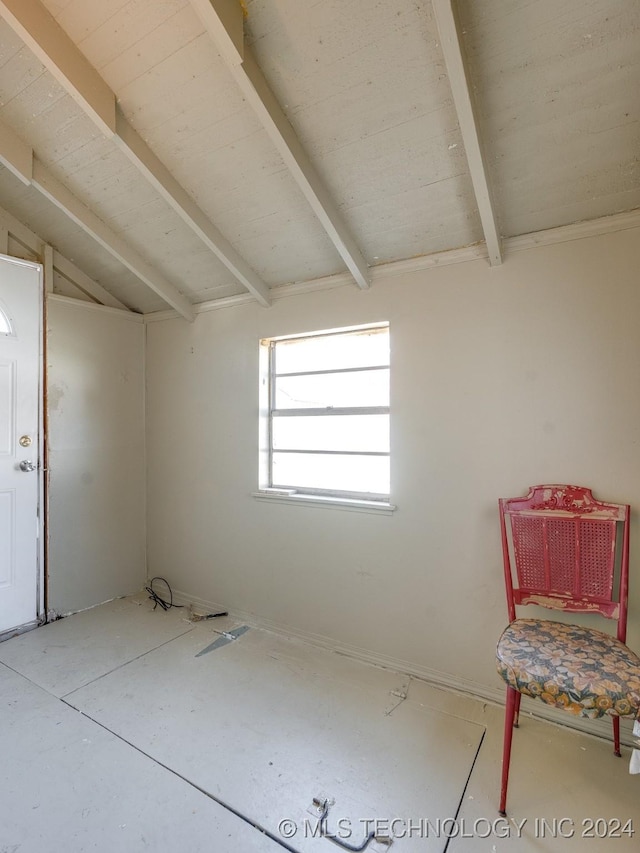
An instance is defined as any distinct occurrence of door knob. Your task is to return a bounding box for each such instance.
[19,460,36,472]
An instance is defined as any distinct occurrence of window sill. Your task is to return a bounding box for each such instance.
[252,490,396,515]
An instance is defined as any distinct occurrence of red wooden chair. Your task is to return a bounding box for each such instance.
[496,485,640,815]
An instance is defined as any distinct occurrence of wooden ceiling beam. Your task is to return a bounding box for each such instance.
[0,0,115,137]
[433,0,502,266]
[0,117,194,319]
[52,251,130,311]
[190,0,372,290]
[114,110,270,307]
[0,119,33,185]
[0,0,271,306]
[31,161,195,321]
[0,198,130,310]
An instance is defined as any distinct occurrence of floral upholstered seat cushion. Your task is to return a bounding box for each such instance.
[496,619,640,719]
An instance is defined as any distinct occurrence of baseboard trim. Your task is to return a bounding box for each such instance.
[167,586,637,749]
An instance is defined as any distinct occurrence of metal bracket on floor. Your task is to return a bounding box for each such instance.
[307,793,335,818]
[307,794,393,851]
[195,625,250,657]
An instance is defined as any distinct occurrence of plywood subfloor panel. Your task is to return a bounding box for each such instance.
[3,597,638,850]
[62,613,484,852]
[0,594,194,696]
[0,662,284,853]
[401,680,640,851]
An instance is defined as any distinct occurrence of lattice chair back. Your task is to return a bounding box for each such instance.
[499,485,630,640]
[496,485,637,816]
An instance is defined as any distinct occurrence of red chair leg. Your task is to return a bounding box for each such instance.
[613,716,621,758]
[513,692,521,728]
[499,686,518,816]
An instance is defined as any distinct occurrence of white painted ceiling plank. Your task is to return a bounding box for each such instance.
[0,199,43,255]
[0,0,270,306]
[432,0,502,266]
[31,158,195,321]
[0,119,33,185]
[0,193,130,310]
[0,187,197,312]
[191,0,371,290]
[189,0,244,66]
[0,0,116,136]
[457,2,640,239]
[240,49,371,289]
[0,115,185,314]
[114,108,270,307]
[51,270,92,302]
[0,182,160,310]
[52,250,129,311]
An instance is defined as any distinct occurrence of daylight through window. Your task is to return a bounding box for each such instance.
[0,306,12,336]
[262,324,390,501]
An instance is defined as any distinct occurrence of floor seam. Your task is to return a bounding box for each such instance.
[0,625,197,701]
[60,699,303,853]
[442,727,487,853]
[61,626,197,700]
[0,659,60,697]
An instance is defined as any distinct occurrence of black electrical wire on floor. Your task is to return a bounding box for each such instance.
[145,576,183,611]
[145,576,228,619]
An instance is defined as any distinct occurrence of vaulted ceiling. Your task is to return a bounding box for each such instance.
[0,0,638,317]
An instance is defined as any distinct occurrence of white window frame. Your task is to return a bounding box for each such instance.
[256,323,395,513]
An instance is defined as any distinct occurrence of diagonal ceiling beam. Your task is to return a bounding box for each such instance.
[51,251,129,310]
[240,49,371,290]
[432,0,502,266]
[0,117,194,320]
[32,162,195,320]
[0,119,33,184]
[0,0,271,306]
[190,0,371,290]
[113,109,270,306]
[0,197,130,310]
[0,0,115,136]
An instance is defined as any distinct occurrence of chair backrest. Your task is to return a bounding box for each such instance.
[499,485,630,641]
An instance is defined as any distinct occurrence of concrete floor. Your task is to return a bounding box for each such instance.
[0,594,638,852]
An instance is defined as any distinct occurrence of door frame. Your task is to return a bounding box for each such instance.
[0,253,45,639]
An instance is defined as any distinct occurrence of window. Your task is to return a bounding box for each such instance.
[0,305,12,336]
[260,324,390,504]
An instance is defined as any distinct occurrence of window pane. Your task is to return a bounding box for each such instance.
[275,327,388,374]
[272,452,389,495]
[0,307,11,335]
[275,368,389,409]
[273,414,389,453]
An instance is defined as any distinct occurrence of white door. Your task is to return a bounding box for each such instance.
[0,255,42,635]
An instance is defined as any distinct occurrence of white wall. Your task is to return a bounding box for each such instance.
[146,227,640,696]
[47,300,145,615]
